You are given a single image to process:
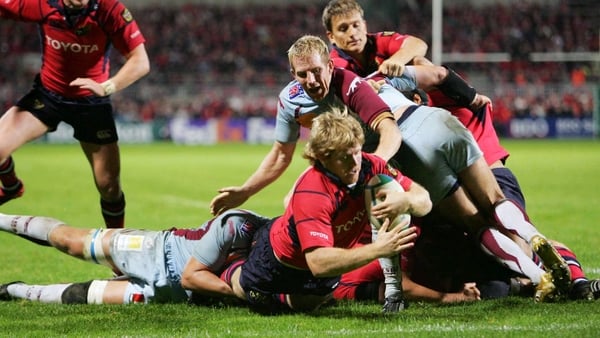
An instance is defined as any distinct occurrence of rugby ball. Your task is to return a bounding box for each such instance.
[364,174,411,230]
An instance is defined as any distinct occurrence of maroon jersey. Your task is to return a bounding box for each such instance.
[0,0,145,98]
[276,67,393,143]
[428,90,510,165]
[270,152,413,270]
[330,32,410,77]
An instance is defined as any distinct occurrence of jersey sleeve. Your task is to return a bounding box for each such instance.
[190,220,231,270]
[289,174,337,252]
[333,68,391,127]
[274,84,302,143]
[0,0,43,21]
[375,31,409,57]
[97,0,145,55]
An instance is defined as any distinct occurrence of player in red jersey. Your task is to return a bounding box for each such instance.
[322,0,490,111]
[225,111,432,314]
[0,0,150,228]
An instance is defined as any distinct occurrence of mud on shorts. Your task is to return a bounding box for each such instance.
[239,223,340,314]
[109,229,189,304]
[16,75,118,144]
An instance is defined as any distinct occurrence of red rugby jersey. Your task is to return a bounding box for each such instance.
[270,153,413,270]
[0,0,145,98]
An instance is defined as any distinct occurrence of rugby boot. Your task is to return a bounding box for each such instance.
[531,235,571,296]
[382,295,408,313]
[568,280,594,301]
[0,281,23,301]
[534,272,557,303]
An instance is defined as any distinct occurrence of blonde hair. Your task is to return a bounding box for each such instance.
[322,0,364,31]
[303,108,364,165]
[287,35,330,72]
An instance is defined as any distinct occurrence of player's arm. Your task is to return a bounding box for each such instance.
[402,275,481,303]
[378,35,428,77]
[369,115,402,162]
[210,141,296,215]
[70,44,150,97]
[181,257,236,297]
[305,221,417,277]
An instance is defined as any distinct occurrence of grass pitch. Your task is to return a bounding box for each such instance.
[0,140,599,337]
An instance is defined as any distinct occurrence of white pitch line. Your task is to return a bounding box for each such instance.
[320,322,598,335]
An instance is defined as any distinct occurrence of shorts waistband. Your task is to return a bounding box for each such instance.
[396,105,420,126]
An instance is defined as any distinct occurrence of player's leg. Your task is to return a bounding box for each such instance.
[80,141,125,229]
[410,64,447,91]
[0,107,48,204]
[371,227,407,312]
[434,187,557,302]
[0,279,131,304]
[0,213,119,270]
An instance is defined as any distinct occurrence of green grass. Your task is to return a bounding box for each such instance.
[0,140,599,337]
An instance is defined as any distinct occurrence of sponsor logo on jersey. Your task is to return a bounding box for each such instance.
[45,36,100,54]
[121,9,133,23]
[386,163,399,177]
[96,129,113,139]
[334,209,367,234]
[33,99,45,110]
[309,231,329,240]
[346,77,361,96]
[288,83,304,99]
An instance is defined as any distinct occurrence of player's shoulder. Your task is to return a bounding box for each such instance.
[280,80,305,101]
[373,31,401,38]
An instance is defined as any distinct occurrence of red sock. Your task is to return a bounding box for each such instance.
[0,156,21,190]
[555,245,586,281]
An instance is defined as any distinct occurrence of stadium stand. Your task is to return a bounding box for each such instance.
[0,0,597,129]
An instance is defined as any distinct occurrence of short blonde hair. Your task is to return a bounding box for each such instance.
[322,0,364,32]
[303,108,364,165]
[287,35,330,73]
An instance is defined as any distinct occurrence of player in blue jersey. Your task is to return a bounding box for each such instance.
[210,35,402,216]
[0,210,269,304]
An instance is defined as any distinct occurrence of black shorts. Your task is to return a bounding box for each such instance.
[240,222,339,310]
[492,167,526,209]
[17,75,118,144]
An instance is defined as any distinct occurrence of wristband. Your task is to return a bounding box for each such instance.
[100,80,116,96]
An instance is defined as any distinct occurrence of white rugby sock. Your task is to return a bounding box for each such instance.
[0,214,63,243]
[379,256,402,299]
[493,199,540,243]
[7,283,70,303]
[479,227,544,284]
[372,226,403,299]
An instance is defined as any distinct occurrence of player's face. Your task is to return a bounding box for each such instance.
[319,144,362,185]
[63,0,90,9]
[326,11,368,55]
[291,53,334,102]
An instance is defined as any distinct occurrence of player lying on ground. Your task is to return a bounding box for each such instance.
[224,111,432,314]
[0,210,269,304]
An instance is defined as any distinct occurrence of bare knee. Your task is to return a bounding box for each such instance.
[48,226,89,258]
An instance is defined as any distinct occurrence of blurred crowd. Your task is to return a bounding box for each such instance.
[0,0,597,128]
